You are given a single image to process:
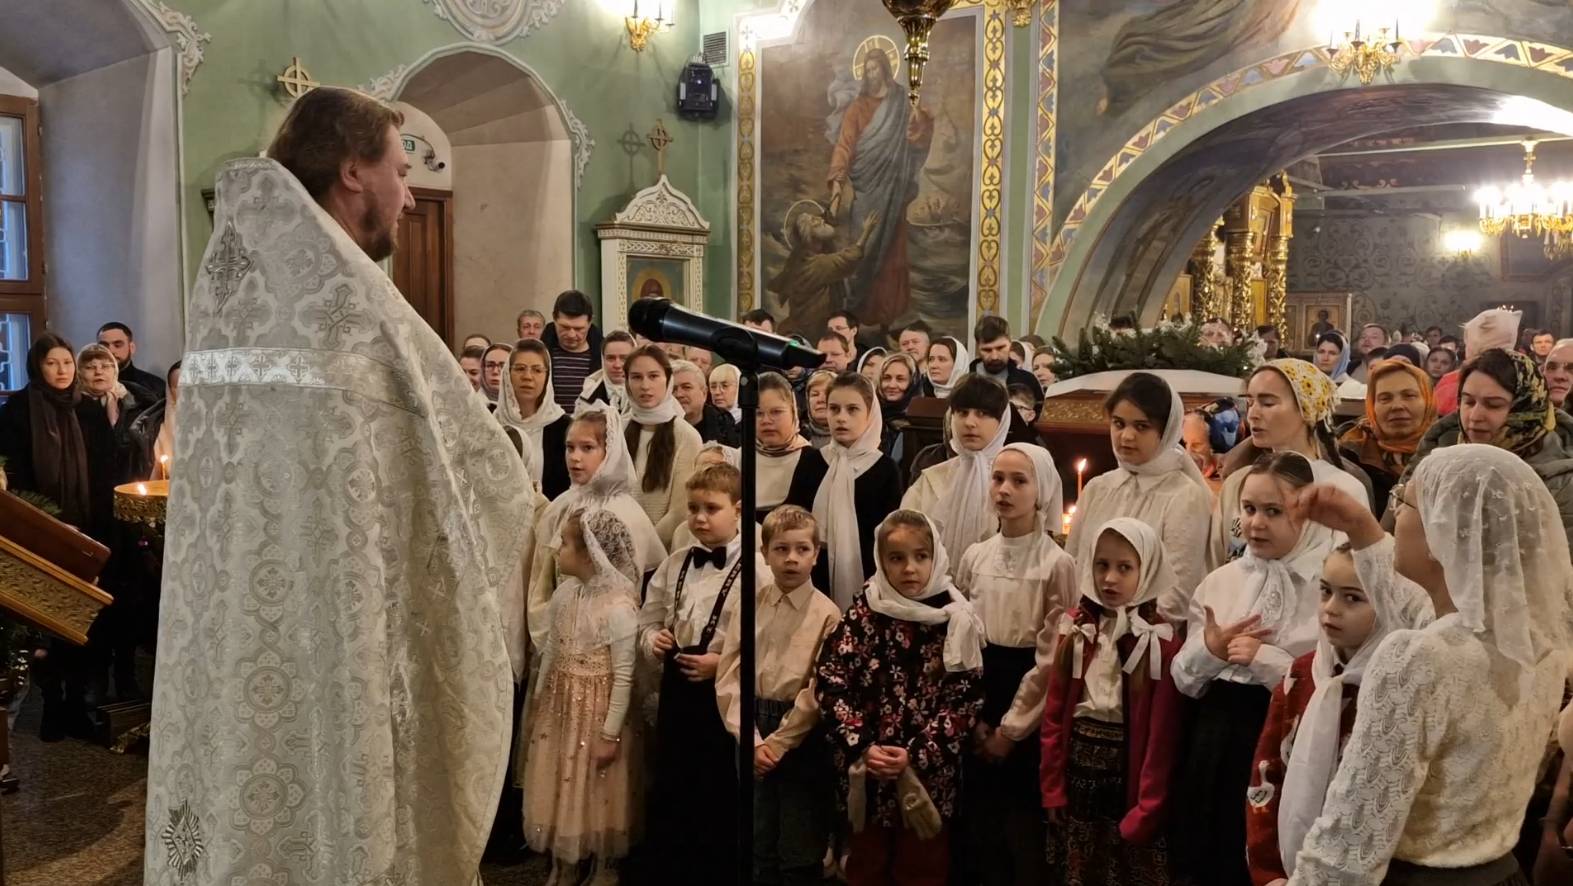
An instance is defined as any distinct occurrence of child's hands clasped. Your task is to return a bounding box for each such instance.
[866,745,909,781]
[754,743,780,778]
[676,651,719,682]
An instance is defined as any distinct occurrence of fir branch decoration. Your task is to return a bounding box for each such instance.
[1049,317,1259,379]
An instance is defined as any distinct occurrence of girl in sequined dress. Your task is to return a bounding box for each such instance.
[522,508,643,886]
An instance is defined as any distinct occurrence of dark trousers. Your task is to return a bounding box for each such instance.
[957,644,1046,886]
[650,651,736,885]
[754,702,832,886]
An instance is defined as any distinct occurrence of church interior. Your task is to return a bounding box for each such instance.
[3,1,1573,884]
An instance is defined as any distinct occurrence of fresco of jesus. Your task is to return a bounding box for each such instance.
[826,45,934,331]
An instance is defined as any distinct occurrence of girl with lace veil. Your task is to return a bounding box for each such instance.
[951,442,1077,883]
[1285,444,1573,885]
[1040,517,1188,886]
[1067,371,1215,619]
[522,507,644,886]
[1172,452,1337,886]
[525,403,666,654]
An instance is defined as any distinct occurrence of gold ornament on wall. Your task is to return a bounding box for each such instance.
[881,0,960,107]
[1009,0,1034,28]
[275,56,319,101]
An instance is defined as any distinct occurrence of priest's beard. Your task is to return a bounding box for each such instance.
[361,191,398,262]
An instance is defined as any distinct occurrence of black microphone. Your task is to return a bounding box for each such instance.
[629,298,826,372]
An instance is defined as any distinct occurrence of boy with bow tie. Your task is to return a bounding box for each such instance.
[639,462,770,885]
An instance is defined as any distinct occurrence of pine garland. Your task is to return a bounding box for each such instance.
[0,456,61,517]
[1049,317,1259,379]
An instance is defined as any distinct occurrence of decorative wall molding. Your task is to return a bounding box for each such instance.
[598,176,709,332]
[1029,0,1057,323]
[735,47,758,311]
[357,49,593,192]
[561,103,595,194]
[608,175,710,233]
[422,0,565,44]
[130,0,212,95]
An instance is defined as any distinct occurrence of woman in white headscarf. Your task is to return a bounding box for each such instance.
[1287,444,1573,886]
[922,336,971,399]
[624,345,703,546]
[903,373,1014,560]
[812,373,905,610]
[952,442,1077,883]
[526,402,666,652]
[496,339,573,499]
[1069,371,1214,619]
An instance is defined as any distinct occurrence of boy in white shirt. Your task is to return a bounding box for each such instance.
[639,462,770,885]
[715,506,841,886]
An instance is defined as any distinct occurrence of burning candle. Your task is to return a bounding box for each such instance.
[1061,505,1076,537]
[1075,458,1088,499]
[136,482,149,497]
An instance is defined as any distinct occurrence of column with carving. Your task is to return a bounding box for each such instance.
[1187,221,1224,322]
[1265,175,1295,333]
[1223,196,1260,333]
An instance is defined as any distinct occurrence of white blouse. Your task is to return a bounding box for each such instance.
[630,418,703,547]
[954,530,1078,740]
[1171,558,1321,697]
[902,459,998,553]
[1289,622,1565,882]
[756,448,804,511]
[1067,469,1213,621]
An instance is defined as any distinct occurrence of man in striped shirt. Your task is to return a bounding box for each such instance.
[543,289,601,411]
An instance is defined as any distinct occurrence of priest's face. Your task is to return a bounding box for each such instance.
[357,124,415,262]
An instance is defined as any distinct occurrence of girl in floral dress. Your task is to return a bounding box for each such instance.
[815,509,985,886]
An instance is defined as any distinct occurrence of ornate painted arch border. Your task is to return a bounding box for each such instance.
[1031,32,1573,328]
[733,0,1016,319]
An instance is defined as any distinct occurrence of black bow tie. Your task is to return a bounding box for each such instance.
[687,545,727,571]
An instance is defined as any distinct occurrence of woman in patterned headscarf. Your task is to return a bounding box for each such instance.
[1210,359,1373,568]
[1336,359,1437,519]
[1401,348,1573,556]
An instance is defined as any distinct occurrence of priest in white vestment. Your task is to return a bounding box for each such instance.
[143,87,533,885]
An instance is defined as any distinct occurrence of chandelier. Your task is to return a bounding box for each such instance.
[1327,20,1403,86]
[1475,140,1573,241]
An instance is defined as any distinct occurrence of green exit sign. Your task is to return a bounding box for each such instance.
[401,135,416,153]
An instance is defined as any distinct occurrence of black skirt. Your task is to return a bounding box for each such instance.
[1170,679,1271,886]
[648,647,738,884]
[1382,855,1528,886]
[1046,719,1174,886]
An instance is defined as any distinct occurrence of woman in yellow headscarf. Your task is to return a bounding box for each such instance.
[1336,359,1436,519]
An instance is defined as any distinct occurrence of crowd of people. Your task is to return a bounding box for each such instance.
[6,83,1573,886]
[424,296,1572,886]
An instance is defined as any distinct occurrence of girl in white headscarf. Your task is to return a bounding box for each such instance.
[526,403,666,652]
[496,339,573,499]
[1041,518,1188,885]
[1287,444,1573,886]
[903,373,1014,560]
[815,510,985,878]
[521,506,644,885]
[811,373,905,610]
[1069,371,1214,619]
[1171,451,1334,886]
[952,442,1077,883]
[624,345,703,546]
[1243,533,1433,884]
[923,336,971,398]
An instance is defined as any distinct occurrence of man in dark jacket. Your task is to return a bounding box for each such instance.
[97,322,166,399]
[540,289,603,412]
[970,314,1043,405]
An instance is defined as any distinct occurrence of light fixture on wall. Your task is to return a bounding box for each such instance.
[1475,140,1573,241]
[1442,228,1482,258]
[624,0,675,53]
[1318,0,1433,86]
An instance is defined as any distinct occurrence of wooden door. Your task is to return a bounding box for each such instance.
[392,187,454,345]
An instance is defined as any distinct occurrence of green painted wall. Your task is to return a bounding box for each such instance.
[171,0,1044,325]
[174,0,723,322]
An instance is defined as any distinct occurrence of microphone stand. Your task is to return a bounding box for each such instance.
[736,368,758,886]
